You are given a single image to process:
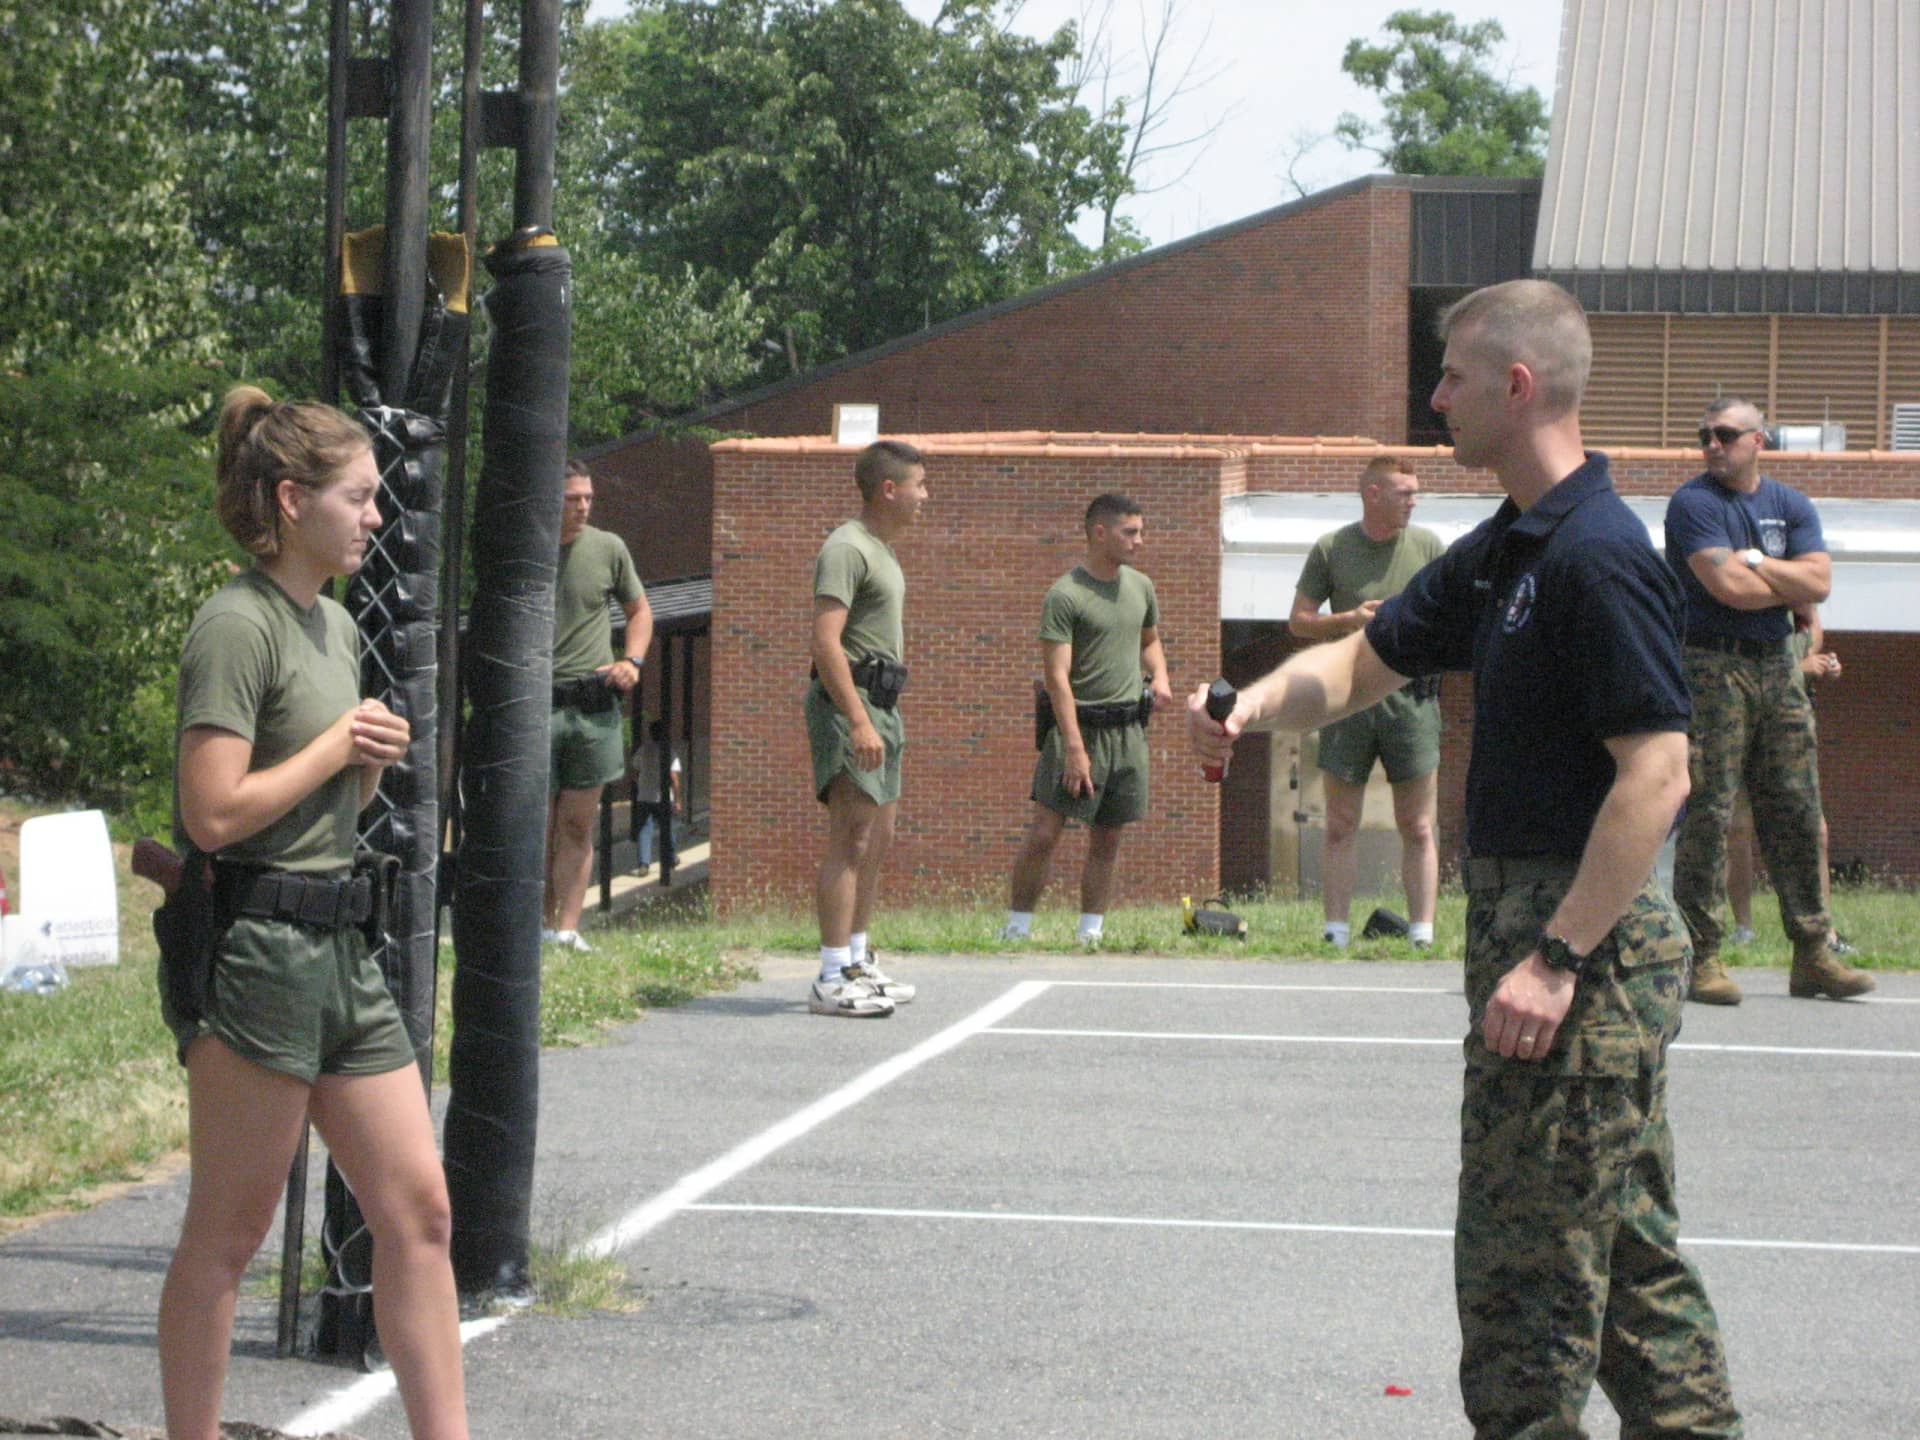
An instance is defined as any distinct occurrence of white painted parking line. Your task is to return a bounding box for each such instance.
[282,1317,507,1437]
[987,1026,1920,1060]
[686,1202,1920,1257]
[580,979,1054,1259]
[991,1025,1457,1048]
[282,979,1054,1436]
[1048,980,1458,994]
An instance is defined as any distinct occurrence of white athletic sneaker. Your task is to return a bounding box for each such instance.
[551,929,593,953]
[1730,925,1756,946]
[846,954,914,1004]
[809,970,896,1018]
[540,928,561,944]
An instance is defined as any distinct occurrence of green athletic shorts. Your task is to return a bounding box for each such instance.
[1031,722,1150,827]
[1315,689,1441,787]
[806,681,905,805]
[160,914,415,1083]
[551,699,626,791]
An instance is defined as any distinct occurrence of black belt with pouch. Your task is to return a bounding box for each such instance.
[1034,680,1154,749]
[553,672,620,713]
[813,654,910,710]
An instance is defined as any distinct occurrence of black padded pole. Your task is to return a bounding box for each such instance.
[445,230,570,1296]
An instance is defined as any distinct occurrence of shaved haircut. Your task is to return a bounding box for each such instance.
[1439,279,1593,417]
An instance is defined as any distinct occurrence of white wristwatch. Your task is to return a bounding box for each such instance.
[1741,548,1765,569]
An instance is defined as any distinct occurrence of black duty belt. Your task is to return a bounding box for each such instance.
[1686,635,1789,661]
[811,654,909,710]
[554,673,620,712]
[1462,855,1580,893]
[1075,698,1148,730]
[218,866,375,929]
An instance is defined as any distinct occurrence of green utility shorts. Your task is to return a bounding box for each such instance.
[161,915,415,1083]
[551,700,626,791]
[806,681,905,805]
[1032,722,1150,827]
[1316,689,1441,787]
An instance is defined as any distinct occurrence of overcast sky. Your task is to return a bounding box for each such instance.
[584,0,1565,249]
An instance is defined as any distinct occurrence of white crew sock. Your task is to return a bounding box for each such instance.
[1323,921,1351,947]
[1409,921,1435,944]
[818,945,853,983]
[1003,911,1034,938]
[1077,912,1104,941]
[850,931,869,965]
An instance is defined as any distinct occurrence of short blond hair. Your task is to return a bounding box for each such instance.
[1360,456,1417,491]
[1439,280,1592,417]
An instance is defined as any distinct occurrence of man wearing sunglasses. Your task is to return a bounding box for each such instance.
[1663,397,1872,1004]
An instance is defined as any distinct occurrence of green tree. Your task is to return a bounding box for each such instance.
[1335,9,1547,177]
[0,1,224,370]
[570,0,1136,382]
[0,363,233,822]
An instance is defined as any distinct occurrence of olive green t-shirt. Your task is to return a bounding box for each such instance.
[174,568,364,873]
[553,525,645,682]
[813,519,904,664]
[1296,522,1444,615]
[1039,566,1159,706]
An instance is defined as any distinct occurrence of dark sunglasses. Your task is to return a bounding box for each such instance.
[1697,424,1758,447]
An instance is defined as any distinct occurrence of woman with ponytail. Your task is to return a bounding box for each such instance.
[157,387,468,1439]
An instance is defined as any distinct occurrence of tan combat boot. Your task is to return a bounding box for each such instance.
[1687,953,1743,1006]
[1789,943,1876,1000]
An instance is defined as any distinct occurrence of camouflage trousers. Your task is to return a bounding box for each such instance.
[1457,865,1741,1438]
[1672,645,1829,957]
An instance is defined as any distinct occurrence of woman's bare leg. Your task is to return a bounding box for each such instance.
[158,1038,314,1440]
[311,1065,468,1440]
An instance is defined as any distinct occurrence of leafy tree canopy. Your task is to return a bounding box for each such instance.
[570,0,1138,382]
[1335,9,1547,177]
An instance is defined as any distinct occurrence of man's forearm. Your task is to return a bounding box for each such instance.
[1759,554,1832,607]
[1545,736,1688,955]
[1241,631,1400,734]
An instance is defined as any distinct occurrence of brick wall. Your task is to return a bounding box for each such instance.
[591,182,1414,588]
[711,438,1242,913]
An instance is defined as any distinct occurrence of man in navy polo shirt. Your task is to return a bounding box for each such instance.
[1191,279,1740,1437]
[1664,397,1871,1005]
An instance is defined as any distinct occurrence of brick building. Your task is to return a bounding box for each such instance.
[595,0,1920,909]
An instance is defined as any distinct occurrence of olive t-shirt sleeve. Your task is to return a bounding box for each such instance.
[1038,583,1077,644]
[612,539,645,607]
[814,540,866,609]
[1140,574,1160,630]
[177,611,272,742]
[1296,540,1332,606]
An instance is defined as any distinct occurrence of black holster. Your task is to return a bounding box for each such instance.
[153,847,221,1024]
[815,654,909,710]
[851,654,908,710]
[357,851,401,951]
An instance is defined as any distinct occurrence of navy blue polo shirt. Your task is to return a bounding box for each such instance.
[1366,453,1691,859]
[1664,473,1825,645]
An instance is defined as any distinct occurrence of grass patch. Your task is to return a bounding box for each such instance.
[525,1234,645,1316]
[712,879,1920,971]
[0,798,752,1224]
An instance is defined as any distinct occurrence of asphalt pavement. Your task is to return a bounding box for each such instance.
[3,951,1915,1438]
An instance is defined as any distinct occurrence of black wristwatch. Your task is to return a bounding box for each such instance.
[1538,932,1588,977]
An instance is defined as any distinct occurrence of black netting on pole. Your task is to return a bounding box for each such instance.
[314,235,467,1364]
[445,233,570,1296]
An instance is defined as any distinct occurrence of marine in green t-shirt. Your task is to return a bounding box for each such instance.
[1001,494,1173,949]
[805,440,929,1019]
[1288,457,1445,950]
[545,460,654,951]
